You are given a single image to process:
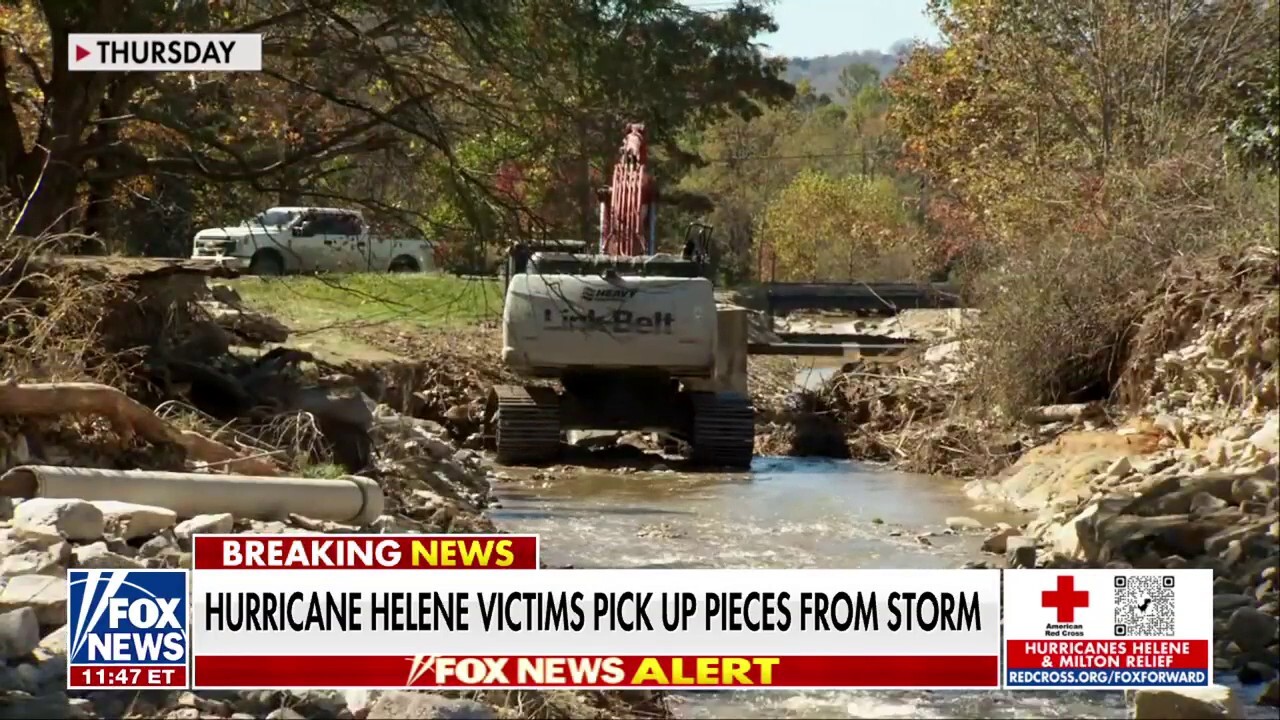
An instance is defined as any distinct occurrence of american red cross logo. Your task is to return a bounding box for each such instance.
[1042,575,1090,623]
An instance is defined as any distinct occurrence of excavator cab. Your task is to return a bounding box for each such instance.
[501,238,588,290]
[681,222,713,266]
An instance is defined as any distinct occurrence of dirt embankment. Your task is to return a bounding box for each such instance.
[760,246,1279,704]
[0,256,667,719]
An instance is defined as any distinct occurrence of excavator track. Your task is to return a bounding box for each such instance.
[690,391,755,470]
[491,385,561,465]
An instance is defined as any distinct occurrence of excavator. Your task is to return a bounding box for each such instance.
[488,123,755,469]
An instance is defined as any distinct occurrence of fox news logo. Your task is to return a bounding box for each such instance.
[68,569,189,689]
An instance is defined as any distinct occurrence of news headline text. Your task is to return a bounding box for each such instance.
[204,589,983,634]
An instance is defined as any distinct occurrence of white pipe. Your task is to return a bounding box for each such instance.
[0,465,385,526]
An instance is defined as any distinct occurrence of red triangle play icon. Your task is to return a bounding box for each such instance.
[75,45,90,61]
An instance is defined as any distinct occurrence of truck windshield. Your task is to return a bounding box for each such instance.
[252,210,297,227]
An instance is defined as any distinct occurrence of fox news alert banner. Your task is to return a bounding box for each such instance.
[186,534,1001,690]
[1004,569,1213,689]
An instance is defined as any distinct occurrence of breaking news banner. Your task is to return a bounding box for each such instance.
[68,34,262,72]
[67,568,190,690]
[1003,569,1214,689]
[182,534,1001,691]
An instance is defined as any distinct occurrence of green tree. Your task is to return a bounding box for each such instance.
[756,169,919,282]
[836,62,880,102]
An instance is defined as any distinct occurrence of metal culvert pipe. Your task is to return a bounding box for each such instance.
[0,465,384,526]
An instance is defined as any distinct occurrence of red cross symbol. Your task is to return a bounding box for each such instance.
[1042,575,1090,622]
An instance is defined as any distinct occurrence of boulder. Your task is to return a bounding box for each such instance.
[1260,677,1279,707]
[0,549,64,579]
[0,607,41,659]
[1131,685,1244,719]
[945,516,984,531]
[1127,474,1236,516]
[981,527,1020,554]
[1226,607,1279,651]
[1248,414,1278,456]
[1007,537,1037,568]
[12,499,104,541]
[1083,511,1234,564]
[92,501,177,540]
[73,542,143,570]
[174,513,236,546]
[366,692,496,720]
[0,575,68,625]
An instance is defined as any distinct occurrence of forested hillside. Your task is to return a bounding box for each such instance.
[783,47,907,97]
[1,0,1276,319]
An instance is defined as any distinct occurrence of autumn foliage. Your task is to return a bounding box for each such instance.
[883,0,1280,414]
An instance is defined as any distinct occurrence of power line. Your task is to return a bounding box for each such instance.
[700,149,898,162]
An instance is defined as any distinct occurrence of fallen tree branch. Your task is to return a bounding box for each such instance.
[0,382,282,475]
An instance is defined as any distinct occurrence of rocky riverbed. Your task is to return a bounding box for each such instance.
[757,246,1280,716]
[0,400,661,719]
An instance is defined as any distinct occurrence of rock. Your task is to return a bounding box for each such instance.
[0,692,79,719]
[366,692,496,720]
[1260,677,1279,706]
[0,575,68,625]
[1046,503,1102,559]
[73,542,143,570]
[945,516,983,531]
[1084,511,1230,564]
[1189,492,1228,515]
[1154,414,1186,445]
[1233,475,1278,504]
[1131,685,1243,720]
[0,550,64,579]
[1226,607,1279,651]
[265,709,305,720]
[1212,594,1252,614]
[1104,456,1132,478]
[0,607,41,659]
[173,691,230,716]
[345,689,382,719]
[12,499,104,541]
[1007,537,1037,568]
[174,513,236,547]
[1248,414,1278,456]
[981,527,1020,554]
[139,531,181,559]
[1240,661,1278,684]
[1205,519,1273,556]
[92,501,177,540]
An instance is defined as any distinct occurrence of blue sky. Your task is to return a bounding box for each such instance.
[682,0,942,57]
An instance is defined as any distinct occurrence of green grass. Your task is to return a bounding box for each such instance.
[229,272,504,329]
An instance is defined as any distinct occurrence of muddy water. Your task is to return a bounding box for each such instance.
[489,456,1130,719]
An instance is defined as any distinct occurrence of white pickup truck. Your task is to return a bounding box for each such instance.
[191,206,435,275]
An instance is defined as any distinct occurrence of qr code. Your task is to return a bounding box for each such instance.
[1113,574,1176,637]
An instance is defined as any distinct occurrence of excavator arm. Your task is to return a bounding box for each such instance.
[598,123,657,256]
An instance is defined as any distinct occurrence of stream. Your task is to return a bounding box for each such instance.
[489,456,1132,719]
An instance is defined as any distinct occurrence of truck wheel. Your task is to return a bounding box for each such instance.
[248,250,284,276]
[389,256,420,273]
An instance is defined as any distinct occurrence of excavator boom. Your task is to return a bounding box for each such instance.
[599,123,657,256]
